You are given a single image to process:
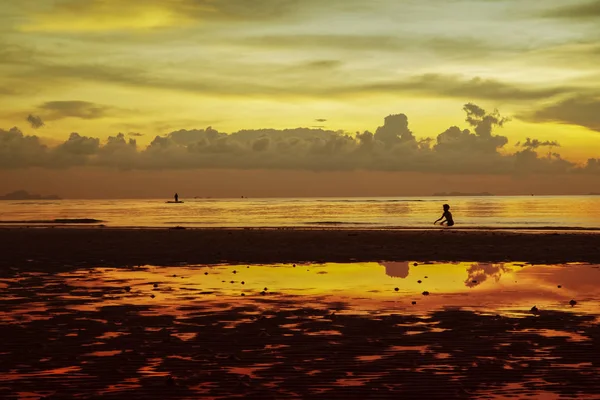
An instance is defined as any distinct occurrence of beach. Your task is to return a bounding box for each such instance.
[2,227,600,273]
[2,227,600,399]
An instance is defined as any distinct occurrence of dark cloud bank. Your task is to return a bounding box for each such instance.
[1,103,598,174]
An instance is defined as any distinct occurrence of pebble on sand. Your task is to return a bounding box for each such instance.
[394,287,399,292]
[558,285,562,288]
[204,272,208,275]
[411,301,417,305]
[241,281,245,285]
[233,270,237,274]
[150,294,156,299]
[260,291,266,296]
[125,286,131,292]
[153,283,158,288]
[417,280,422,284]
[413,263,418,266]
[241,293,245,296]
[264,287,268,291]
[422,291,430,296]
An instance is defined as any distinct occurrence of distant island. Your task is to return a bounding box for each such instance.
[589,192,600,196]
[432,192,494,197]
[0,190,62,200]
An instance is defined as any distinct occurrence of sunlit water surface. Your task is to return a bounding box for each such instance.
[1,262,600,399]
[1,196,600,228]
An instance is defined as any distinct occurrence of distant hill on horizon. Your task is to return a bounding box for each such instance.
[0,190,62,201]
[432,191,494,197]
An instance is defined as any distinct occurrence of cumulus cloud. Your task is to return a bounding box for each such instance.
[0,103,595,174]
[464,263,511,288]
[0,127,48,168]
[26,114,45,129]
[518,138,561,149]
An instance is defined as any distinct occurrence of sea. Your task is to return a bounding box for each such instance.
[1,196,600,229]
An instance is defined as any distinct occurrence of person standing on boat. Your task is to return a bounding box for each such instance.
[174,193,179,202]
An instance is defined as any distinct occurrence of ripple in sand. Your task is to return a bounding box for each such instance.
[1,261,600,398]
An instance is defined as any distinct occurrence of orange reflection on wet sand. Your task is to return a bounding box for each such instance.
[37,261,600,318]
[1,261,600,398]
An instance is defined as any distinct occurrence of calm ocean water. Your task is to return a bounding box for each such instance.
[1,196,600,229]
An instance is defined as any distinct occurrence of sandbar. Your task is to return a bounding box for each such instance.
[1,227,599,274]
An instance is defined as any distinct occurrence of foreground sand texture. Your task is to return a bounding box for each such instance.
[1,229,600,398]
[2,261,600,399]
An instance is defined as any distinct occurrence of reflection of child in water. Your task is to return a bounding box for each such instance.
[434,204,454,226]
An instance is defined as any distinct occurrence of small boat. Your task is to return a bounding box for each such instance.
[165,201,184,204]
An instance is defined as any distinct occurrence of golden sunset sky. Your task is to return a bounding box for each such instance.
[1,0,599,197]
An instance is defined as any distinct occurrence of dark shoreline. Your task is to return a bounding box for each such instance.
[2,227,600,275]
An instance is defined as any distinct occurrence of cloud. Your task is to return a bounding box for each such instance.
[0,103,587,175]
[237,34,513,60]
[522,96,600,132]
[1,30,576,102]
[21,0,334,32]
[346,74,574,101]
[0,127,48,168]
[542,0,600,20]
[37,101,119,121]
[50,132,101,167]
[127,132,144,137]
[26,114,45,129]
[464,263,510,288]
[518,138,561,149]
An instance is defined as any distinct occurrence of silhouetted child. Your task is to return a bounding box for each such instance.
[174,193,179,202]
[434,204,454,226]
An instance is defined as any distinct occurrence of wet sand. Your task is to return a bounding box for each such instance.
[1,227,600,275]
[2,228,600,398]
[1,262,599,399]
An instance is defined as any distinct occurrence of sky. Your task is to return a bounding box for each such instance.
[1,0,600,197]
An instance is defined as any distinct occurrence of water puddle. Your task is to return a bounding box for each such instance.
[1,261,599,398]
